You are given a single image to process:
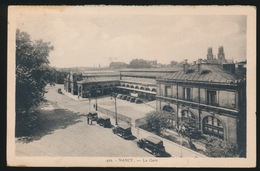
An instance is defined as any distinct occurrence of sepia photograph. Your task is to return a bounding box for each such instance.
[7,5,256,167]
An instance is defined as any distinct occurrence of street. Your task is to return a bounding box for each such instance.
[16,84,205,158]
[15,85,152,157]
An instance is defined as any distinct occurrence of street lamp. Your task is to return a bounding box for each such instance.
[88,93,91,112]
[113,95,118,125]
[177,124,184,158]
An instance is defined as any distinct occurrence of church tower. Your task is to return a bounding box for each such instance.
[218,46,225,63]
[207,47,213,60]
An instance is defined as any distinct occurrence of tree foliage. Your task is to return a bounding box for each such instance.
[146,111,172,135]
[109,62,128,69]
[129,59,152,68]
[16,29,54,112]
[170,60,178,67]
[205,136,239,157]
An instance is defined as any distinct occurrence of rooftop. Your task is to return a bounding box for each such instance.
[159,63,245,84]
[77,76,119,84]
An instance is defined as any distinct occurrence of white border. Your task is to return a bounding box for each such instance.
[7,5,256,167]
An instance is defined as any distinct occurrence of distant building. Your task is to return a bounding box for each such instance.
[64,71,82,95]
[64,67,181,100]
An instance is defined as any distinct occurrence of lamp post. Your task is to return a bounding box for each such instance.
[178,124,183,158]
[114,96,118,125]
[88,93,91,112]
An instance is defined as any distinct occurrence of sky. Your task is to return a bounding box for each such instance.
[13,6,247,68]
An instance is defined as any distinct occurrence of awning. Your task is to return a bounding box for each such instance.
[116,86,156,95]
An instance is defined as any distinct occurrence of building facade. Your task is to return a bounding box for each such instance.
[64,68,181,100]
[156,59,246,147]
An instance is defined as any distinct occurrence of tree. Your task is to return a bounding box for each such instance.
[145,111,172,135]
[109,62,128,69]
[129,59,152,68]
[170,60,178,67]
[16,29,54,113]
[205,136,239,157]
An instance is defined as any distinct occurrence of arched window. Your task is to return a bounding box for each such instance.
[126,84,130,87]
[203,116,224,139]
[130,85,134,88]
[152,88,157,92]
[122,84,125,87]
[181,110,196,127]
[135,86,139,89]
[163,105,174,113]
[145,88,150,91]
[140,87,144,90]
[162,105,175,127]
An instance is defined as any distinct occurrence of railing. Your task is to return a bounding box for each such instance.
[135,116,148,127]
[97,106,132,125]
[156,95,238,114]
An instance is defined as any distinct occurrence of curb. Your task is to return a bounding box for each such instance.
[136,127,207,158]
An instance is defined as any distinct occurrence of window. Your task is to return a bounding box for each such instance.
[203,116,224,139]
[207,90,218,106]
[165,86,171,97]
[183,87,192,101]
[181,110,196,126]
[162,105,175,127]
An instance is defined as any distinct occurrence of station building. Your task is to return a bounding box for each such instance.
[64,68,181,99]
[156,48,246,147]
[64,46,246,149]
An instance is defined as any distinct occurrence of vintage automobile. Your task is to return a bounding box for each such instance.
[97,116,112,128]
[129,97,136,103]
[121,95,128,100]
[135,98,143,104]
[112,124,132,139]
[137,136,166,157]
[126,96,131,101]
[116,94,123,99]
[87,111,98,121]
[57,88,62,94]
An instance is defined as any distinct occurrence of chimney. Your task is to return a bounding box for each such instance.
[197,58,202,74]
[222,63,236,74]
[183,59,189,74]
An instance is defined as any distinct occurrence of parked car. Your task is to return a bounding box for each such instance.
[137,136,166,157]
[129,97,136,103]
[57,88,62,94]
[87,111,98,121]
[121,95,128,100]
[135,98,143,104]
[126,96,131,101]
[112,124,132,139]
[97,116,111,128]
[116,94,123,99]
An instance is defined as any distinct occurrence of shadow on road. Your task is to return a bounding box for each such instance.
[15,108,83,143]
[128,135,137,141]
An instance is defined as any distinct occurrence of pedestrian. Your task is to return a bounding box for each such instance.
[90,118,93,125]
[93,104,95,109]
[87,116,89,124]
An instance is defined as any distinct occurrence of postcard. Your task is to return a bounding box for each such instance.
[7,5,256,167]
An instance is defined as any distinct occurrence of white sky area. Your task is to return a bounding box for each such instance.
[14,6,247,68]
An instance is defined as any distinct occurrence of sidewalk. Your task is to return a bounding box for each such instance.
[97,110,206,158]
[62,89,89,102]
